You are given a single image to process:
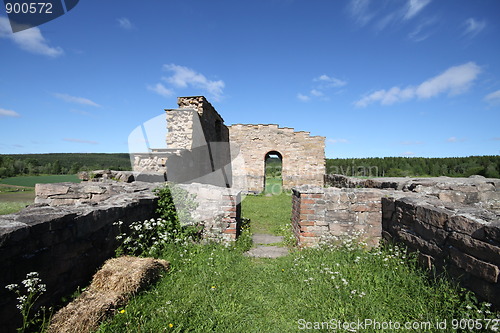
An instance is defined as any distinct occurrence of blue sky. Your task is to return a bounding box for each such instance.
[0,0,499,158]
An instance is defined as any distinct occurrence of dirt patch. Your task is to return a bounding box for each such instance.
[48,256,169,333]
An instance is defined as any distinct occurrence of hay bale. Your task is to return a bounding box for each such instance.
[48,256,169,333]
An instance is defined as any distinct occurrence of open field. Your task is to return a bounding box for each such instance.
[0,174,80,187]
[0,175,79,215]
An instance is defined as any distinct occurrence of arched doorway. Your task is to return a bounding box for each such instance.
[264,151,283,194]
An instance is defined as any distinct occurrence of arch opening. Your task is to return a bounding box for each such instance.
[264,151,283,195]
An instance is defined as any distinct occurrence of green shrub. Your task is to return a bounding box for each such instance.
[115,183,202,257]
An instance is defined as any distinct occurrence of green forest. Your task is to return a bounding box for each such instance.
[326,155,500,178]
[1,153,499,179]
[0,153,131,179]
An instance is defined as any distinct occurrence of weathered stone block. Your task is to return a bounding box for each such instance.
[396,230,443,257]
[413,219,448,245]
[449,247,499,283]
[449,215,486,240]
[35,183,70,197]
[447,232,500,266]
[415,205,448,229]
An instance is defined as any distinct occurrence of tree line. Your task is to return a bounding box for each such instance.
[0,153,132,179]
[326,156,500,179]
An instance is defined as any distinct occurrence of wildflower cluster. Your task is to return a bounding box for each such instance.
[316,230,368,251]
[115,183,203,257]
[5,272,48,333]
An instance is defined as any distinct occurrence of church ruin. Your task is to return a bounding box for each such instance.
[133,96,326,193]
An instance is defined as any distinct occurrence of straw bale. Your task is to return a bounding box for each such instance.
[48,256,169,333]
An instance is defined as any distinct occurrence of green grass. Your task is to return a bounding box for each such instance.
[96,195,498,333]
[98,242,497,333]
[241,192,291,235]
[0,201,32,215]
[0,174,80,187]
[264,176,283,195]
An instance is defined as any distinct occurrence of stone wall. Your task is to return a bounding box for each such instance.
[229,124,325,193]
[325,174,500,212]
[0,182,159,331]
[177,183,242,242]
[292,186,390,247]
[0,180,241,331]
[382,195,500,307]
[133,96,232,187]
[292,177,500,306]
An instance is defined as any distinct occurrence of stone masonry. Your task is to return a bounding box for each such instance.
[229,124,325,193]
[293,174,500,306]
[133,96,326,193]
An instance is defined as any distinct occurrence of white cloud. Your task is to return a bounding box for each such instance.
[161,64,225,101]
[416,62,481,98]
[298,74,347,101]
[314,74,347,87]
[297,93,310,102]
[484,89,500,104]
[404,0,431,20]
[117,17,133,30]
[310,89,324,97]
[355,62,481,107]
[446,136,465,143]
[463,18,486,38]
[147,83,174,98]
[0,16,63,57]
[54,93,101,107]
[0,108,20,117]
[63,138,98,145]
[328,138,349,144]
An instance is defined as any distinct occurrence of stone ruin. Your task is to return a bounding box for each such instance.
[132,96,326,192]
[1,95,500,330]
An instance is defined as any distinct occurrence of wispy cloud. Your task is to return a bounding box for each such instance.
[463,18,486,38]
[328,138,349,144]
[54,93,101,107]
[408,17,437,42]
[347,0,374,27]
[117,17,133,30]
[0,108,20,117]
[355,62,481,107]
[446,136,465,143]
[0,16,63,57]
[154,64,225,101]
[404,0,432,20]
[297,93,310,102]
[298,74,347,101]
[147,83,174,98]
[63,138,98,145]
[347,0,432,31]
[492,137,500,141]
[314,74,347,87]
[484,89,500,105]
